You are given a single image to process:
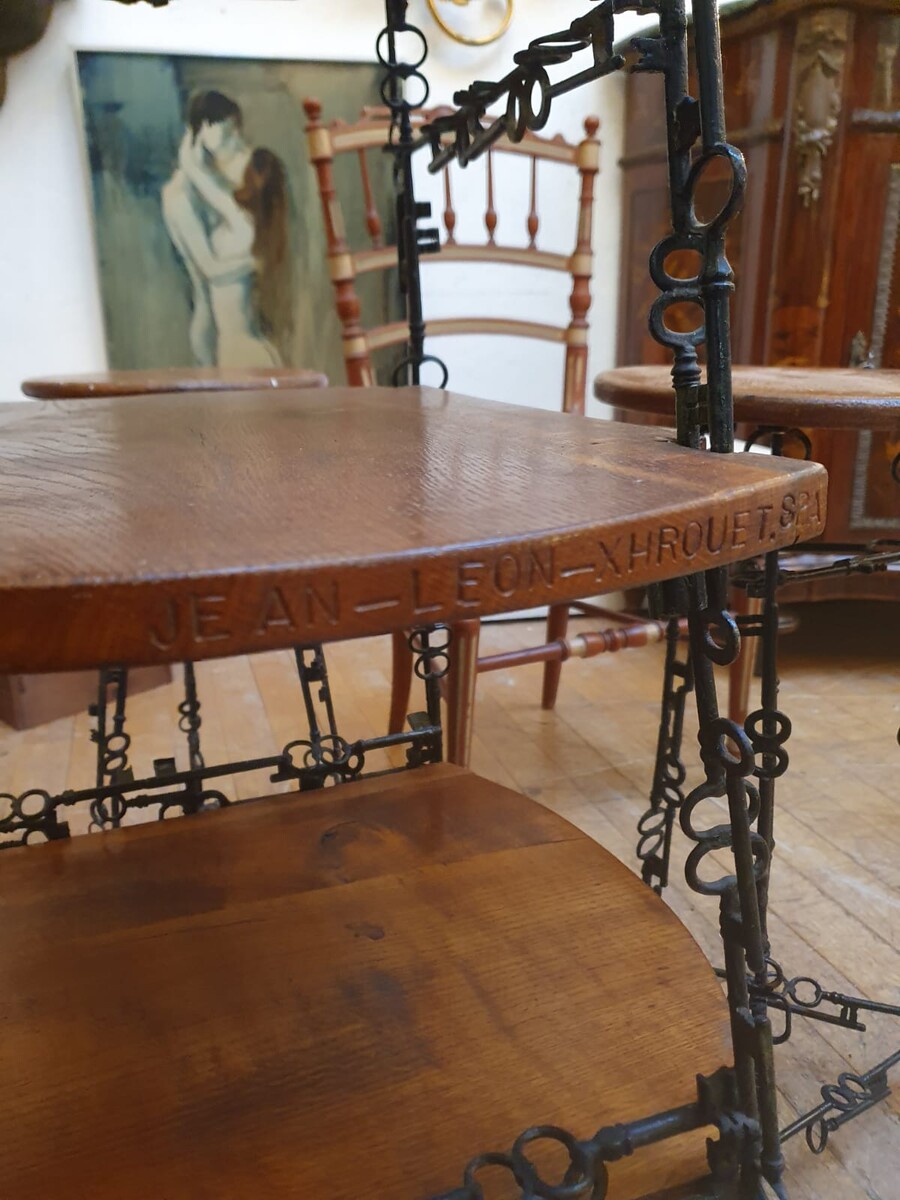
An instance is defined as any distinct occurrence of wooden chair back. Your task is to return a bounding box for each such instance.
[303,103,600,413]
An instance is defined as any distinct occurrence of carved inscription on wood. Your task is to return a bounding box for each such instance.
[152,488,824,660]
[0,482,827,673]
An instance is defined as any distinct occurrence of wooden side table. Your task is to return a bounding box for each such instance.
[596,365,900,723]
[0,386,827,1199]
[596,365,900,604]
[597,365,900,429]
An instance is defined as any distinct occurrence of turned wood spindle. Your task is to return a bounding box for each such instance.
[357,149,384,248]
[563,115,601,417]
[485,149,498,244]
[527,157,539,247]
[443,167,457,245]
[303,98,375,387]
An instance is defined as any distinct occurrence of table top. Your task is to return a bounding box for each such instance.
[0,763,730,1199]
[595,366,900,430]
[0,387,826,673]
[21,365,328,399]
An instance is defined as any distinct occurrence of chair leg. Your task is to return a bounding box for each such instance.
[541,604,570,710]
[388,629,413,735]
[445,619,482,767]
[728,591,763,727]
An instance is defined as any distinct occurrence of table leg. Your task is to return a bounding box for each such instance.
[445,619,481,767]
[389,629,414,735]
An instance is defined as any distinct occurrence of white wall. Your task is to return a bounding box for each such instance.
[0,0,650,405]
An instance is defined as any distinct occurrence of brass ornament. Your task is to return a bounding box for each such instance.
[426,0,513,48]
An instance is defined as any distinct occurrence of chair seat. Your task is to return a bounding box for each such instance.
[0,763,730,1200]
[21,366,328,399]
[595,365,900,430]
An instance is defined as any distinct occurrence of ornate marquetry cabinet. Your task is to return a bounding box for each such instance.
[617,0,899,593]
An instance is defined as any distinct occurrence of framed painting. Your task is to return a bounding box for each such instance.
[76,51,400,383]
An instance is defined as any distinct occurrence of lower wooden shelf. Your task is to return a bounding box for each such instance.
[0,763,730,1199]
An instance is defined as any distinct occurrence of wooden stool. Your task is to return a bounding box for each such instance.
[595,365,900,723]
[6,367,328,730]
[595,364,900,433]
[0,386,827,1198]
[21,365,328,398]
[0,764,730,1199]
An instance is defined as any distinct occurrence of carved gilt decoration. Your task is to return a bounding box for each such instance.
[792,9,851,208]
[874,15,899,110]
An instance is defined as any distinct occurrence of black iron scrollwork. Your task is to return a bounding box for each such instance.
[89,666,133,830]
[741,547,789,951]
[771,540,900,588]
[744,425,813,460]
[635,2,786,1188]
[379,0,447,388]
[742,959,900,1045]
[416,2,785,1196]
[178,662,205,773]
[0,788,67,846]
[406,625,451,767]
[636,615,693,894]
[673,446,787,1192]
[710,429,900,1168]
[679,570,786,1197]
[275,645,364,789]
[423,3,622,172]
[0,624,451,849]
[631,0,745,454]
[780,1049,900,1154]
[431,1068,752,1200]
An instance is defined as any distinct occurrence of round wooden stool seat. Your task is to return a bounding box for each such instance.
[21,365,328,400]
[0,764,730,1200]
[595,365,900,430]
[0,387,826,674]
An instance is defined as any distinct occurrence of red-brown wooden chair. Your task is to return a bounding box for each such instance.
[304,101,669,763]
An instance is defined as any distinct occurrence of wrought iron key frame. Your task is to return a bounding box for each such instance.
[385,1,897,1195]
[378,0,447,388]
[398,1,787,1196]
[0,628,449,848]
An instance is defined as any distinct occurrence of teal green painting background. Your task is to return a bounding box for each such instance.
[78,52,400,383]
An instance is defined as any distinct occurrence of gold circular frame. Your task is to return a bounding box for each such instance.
[426,0,513,47]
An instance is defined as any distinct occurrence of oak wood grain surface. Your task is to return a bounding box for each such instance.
[0,763,730,1200]
[0,387,827,673]
[20,365,328,398]
[2,613,896,1197]
[595,366,900,430]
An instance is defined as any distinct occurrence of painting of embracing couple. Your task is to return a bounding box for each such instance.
[77,52,400,384]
